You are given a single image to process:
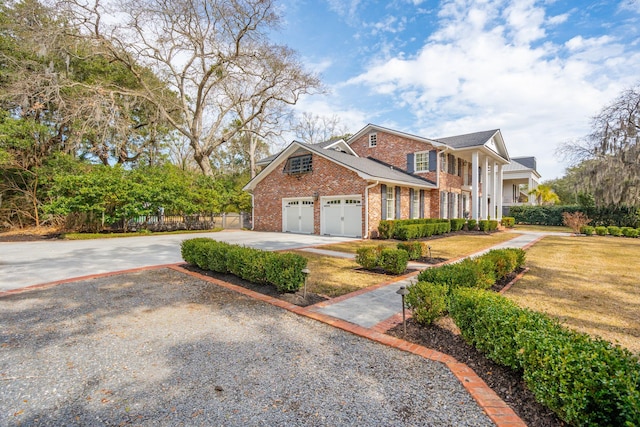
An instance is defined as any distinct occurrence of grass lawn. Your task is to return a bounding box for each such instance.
[286,251,387,297]
[319,231,521,260]
[505,235,640,354]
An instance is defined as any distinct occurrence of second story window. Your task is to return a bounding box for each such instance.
[369,133,377,147]
[415,152,429,172]
[284,154,312,175]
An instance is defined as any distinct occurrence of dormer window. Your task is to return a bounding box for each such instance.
[284,154,312,175]
[368,133,377,147]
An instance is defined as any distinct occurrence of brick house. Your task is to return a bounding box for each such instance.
[243,124,511,238]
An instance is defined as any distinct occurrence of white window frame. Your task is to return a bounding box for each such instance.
[415,151,430,172]
[386,185,395,220]
[411,189,420,219]
[369,133,377,148]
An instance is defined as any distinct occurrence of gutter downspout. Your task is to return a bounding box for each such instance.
[364,180,379,239]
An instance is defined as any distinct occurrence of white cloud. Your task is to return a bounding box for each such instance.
[344,0,640,179]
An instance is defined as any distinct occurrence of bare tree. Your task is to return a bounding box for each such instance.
[561,83,640,205]
[66,0,321,175]
[292,112,350,144]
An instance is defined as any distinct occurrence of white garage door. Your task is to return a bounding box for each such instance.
[322,197,362,237]
[283,199,314,234]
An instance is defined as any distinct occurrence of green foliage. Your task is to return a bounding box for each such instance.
[406,282,449,325]
[448,287,640,426]
[450,218,466,231]
[484,249,518,281]
[397,242,424,260]
[466,219,477,230]
[355,246,381,270]
[378,220,395,239]
[265,252,308,293]
[478,220,490,231]
[595,226,608,236]
[580,225,595,236]
[181,238,306,293]
[622,227,639,238]
[378,249,409,275]
[501,217,515,228]
[418,257,496,290]
[510,204,639,227]
[607,226,622,236]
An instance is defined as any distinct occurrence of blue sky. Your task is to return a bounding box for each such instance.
[271,0,640,180]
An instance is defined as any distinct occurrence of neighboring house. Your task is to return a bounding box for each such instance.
[243,124,512,238]
[501,157,541,216]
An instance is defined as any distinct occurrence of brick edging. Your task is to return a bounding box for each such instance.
[171,265,526,427]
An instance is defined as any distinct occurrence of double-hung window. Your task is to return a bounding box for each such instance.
[415,152,429,172]
[386,186,395,220]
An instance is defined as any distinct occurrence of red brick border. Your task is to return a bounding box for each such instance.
[170,265,526,427]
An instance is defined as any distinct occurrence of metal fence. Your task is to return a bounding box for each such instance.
[115,212,251,232]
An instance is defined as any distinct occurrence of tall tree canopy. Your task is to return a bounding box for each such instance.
[562,83,640,206]
[68,0,321,175]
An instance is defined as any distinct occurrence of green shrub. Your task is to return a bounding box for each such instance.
[478,220,490,232]
[450,218,466,231]
[501,217,515,228]
[379,248,409,275]
[621,227,639,237]
[406,282,449,325]
[608,225,622,236]
[484,249,518,281]
[488,220,499,231]
[448,288,542,370]
[180,237,214,269]
[517,324,640,426]
[265,252,307,293]
[418,257,495,290]
[205,240,232,273]
[378,220,395,239]
[580,225,595,236]
[595,226,608,236]
[512,248,526,269]
[393,225,418,240]
[355,246,381,270]
[448,286,640,427]
[397,242,423,260]
[466,219,477,231]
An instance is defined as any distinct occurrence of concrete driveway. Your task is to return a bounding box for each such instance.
[0,231,357,292]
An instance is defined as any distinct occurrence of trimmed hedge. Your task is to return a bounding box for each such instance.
[501,216,515,228]
[397,241,424,260]
[595,226,608,236]
[466,219,477,231]
[355,246,409,275]
[405,282,448,325]
[608,225,622,236]
[450,218,466,231]
[510,204,640,228]
[181,238,307,293]
[580,225,595,236]
[377,218,451,240]
[449,288,640,426]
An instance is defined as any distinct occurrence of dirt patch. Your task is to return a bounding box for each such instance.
[182,265,329,307]
[387,318,566,427]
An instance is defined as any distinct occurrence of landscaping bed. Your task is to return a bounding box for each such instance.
[386,318,565,427]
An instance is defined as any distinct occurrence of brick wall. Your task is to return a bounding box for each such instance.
[252,153,369,235]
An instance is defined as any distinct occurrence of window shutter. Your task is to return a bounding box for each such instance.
[395,186,401,219]
[419,190,425,218]
[409,188,415,218]
[381,184,387,220]
[407,153,415,173]
[428,150,437,172]
[448,154,454,174]
[458,158,463,177]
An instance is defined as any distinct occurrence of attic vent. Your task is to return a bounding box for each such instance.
[283,154,312,175]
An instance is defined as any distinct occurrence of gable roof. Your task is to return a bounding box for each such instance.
[255,138,355,167]
[347,124,444,148]
[435,129,500,149]
[244,140,437,192]
[504,156,541,178]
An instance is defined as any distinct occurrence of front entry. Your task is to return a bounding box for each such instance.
[321,196,362,237]
[283,198,314,234]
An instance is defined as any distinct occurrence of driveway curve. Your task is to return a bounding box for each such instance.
[0,268,492,426]
[0,231,356,292]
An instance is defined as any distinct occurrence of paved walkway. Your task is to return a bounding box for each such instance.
[307,231,550,329]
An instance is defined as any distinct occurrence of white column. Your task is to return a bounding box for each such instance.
[488,162,496,220]
[528,177,535,205]
[481,156,489,219]
[496,164,503,220]
[471,152,479,220]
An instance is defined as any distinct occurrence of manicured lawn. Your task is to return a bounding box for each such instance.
[319,231,521,260]
[286,251,386,297]
[505,235,640,354]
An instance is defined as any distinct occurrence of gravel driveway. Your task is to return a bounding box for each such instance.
[0,268,492,426]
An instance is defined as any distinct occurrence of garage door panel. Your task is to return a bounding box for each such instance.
[343,200,362,237]
[321,197,362,237]
[323,200,342,235]
[284,199,314,234]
